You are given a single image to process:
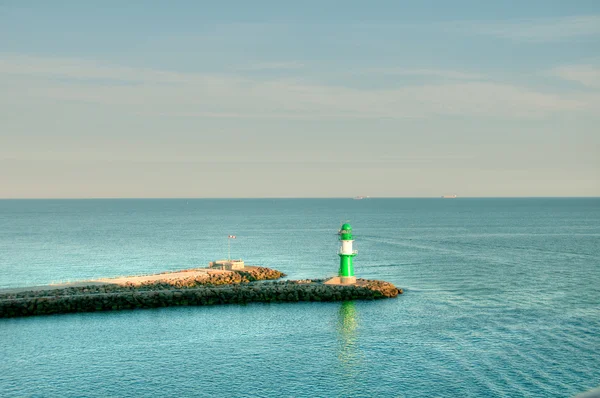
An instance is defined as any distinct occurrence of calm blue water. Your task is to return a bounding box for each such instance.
[1,198,599,397]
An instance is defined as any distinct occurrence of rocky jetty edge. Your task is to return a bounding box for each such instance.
[0,267,402,318]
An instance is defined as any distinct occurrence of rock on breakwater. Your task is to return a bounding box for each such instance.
[0,268,402,318]
[1,266,285,299]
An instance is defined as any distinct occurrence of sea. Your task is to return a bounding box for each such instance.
[0,198,598,397]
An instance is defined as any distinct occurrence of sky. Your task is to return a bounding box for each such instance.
[0,0,599,198]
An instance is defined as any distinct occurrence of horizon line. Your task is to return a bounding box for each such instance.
[0,196,598,200]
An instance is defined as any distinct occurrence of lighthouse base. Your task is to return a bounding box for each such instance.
[325,276,357,285]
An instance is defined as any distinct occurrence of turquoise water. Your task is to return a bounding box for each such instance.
[1,198,599,397]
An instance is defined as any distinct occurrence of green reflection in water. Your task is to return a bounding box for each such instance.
[336,301,361,372]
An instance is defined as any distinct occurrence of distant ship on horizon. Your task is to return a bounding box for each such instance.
[441,195,457,199]
[353,196,370,200]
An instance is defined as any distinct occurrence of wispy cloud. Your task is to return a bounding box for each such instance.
[0,54,593,120]
[238,61,305,71]
[0,54,213,84]
[467,15,600,42]
[360,68,484,80]
[549,65,600,88]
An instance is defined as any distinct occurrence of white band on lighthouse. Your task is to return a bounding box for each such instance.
[341,240,354,255]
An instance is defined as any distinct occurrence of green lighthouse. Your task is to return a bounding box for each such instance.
[338,223,357,284]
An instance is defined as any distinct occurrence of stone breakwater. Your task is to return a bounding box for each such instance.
[0,268,402,318]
